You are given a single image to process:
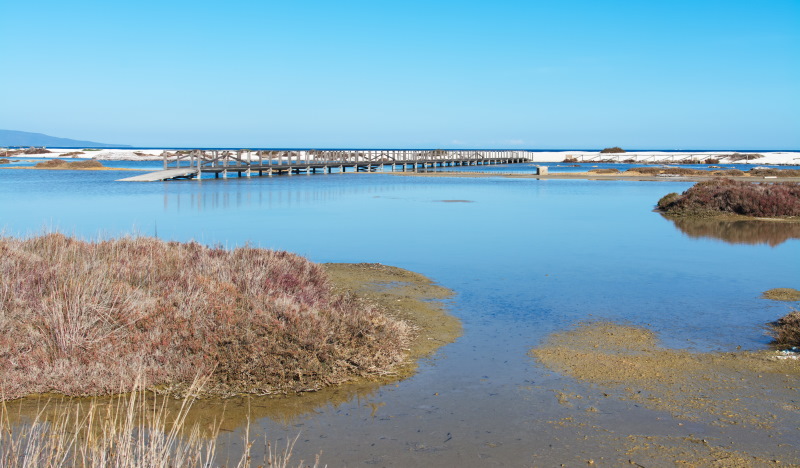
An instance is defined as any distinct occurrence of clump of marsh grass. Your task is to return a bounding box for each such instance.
[33,159,104,169]
[768,310,800,349]
[587,168,620,174]
[762,288,800,302]
[0,234,410,400]
[656,179,800,218]
[0,377,321,468]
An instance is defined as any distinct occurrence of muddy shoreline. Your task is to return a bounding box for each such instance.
[531,321,800,466]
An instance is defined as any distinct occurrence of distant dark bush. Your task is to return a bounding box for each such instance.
[588,168,620,174]
[704,158,720,164]
[0,158,9,165]
[724,153,764,162]
[749,168,800,177]
[769,310,800,348]
[622,158,636,163]
[712,169,746,177]
[657,179,800,217]
[600,147,626,153]
[34,159,104,169]
[563,156,578,163]
[22,147,51,155]
[625,167,704,176]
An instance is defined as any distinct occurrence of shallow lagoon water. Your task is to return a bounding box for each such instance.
[1,167,798,465]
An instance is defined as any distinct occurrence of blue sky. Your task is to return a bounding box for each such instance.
[1,0,798,149]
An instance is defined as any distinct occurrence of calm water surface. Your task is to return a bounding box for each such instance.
[1,167,798,465]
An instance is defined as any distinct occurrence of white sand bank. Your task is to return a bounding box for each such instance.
[4,149,799,165]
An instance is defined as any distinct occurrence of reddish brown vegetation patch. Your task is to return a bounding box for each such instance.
[657,179,800,218]
[587,168,620,174]
[0,235,410,400]
[625,167,705,176]
[33,159,104,169]
[769,311,800,348]
[0,159,9,165]
[749,168,800,177]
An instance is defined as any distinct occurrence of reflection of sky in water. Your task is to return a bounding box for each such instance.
[3,167,799,463]
[2,168,796,352]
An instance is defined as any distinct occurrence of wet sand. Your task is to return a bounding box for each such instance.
[531,322,800,466]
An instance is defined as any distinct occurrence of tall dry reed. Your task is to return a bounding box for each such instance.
[0,377,321,467]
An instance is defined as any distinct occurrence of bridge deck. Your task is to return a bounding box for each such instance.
[117,149,533,182]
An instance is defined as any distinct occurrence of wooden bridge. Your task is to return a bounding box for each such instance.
[118,149,533,182]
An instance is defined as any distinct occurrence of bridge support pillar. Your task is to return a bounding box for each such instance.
[222,169,228,179]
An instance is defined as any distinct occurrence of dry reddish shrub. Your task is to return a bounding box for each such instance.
[22,147,52,155]
[656,179,800,217]
[625,167,704,176]
[749,168,800,177]
[769,311,800,348]
[0,235,410,400]
[33,159,104,169]
[704,158,720,164]
[712,169,746,177]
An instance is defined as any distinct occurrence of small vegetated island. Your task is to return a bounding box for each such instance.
[656,178,800,219]
[0,234,459,401]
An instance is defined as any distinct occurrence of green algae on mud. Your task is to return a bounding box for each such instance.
[531,322,800,428]
[530,322,800,466]
[762,287,800,301]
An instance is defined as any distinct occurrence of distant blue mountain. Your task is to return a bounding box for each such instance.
[0,129,129,148]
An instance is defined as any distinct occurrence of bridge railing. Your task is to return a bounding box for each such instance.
[163,149,533,170]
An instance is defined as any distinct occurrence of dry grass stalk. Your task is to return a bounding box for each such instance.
[0,377,321,467]
[0,234,410,400]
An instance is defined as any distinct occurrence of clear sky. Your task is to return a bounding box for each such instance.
[1,0,798,149]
